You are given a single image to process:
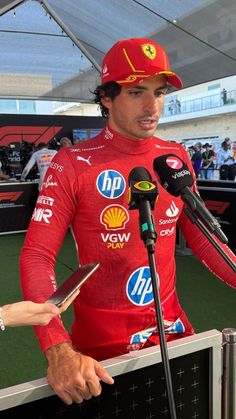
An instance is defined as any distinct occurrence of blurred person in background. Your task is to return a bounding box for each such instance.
[73,136,84,146]
[175,99,181,114]
[20,141,35,170]
[221,88,227,105]
[216,138,236,180]
[20,142,57,189]
[187,145,194,159]
[60,137,72,148]
[191,142,202,179]
[0,145,15,179]
[232,141,236,160]
[168,98,175,115]
[0,159,10,180]
[200,143,215,180]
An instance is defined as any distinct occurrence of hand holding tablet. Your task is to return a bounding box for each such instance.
[46,262,100,309]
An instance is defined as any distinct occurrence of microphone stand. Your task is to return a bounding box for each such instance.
[184,208,236,272]
[127,172,177,417]
[145,238,177,419]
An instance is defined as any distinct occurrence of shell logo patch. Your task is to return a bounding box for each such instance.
[141,44,156,60]
[100,205,129,230]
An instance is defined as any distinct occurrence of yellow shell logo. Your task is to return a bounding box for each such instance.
[141,44,156,60]
[100,205,129,230]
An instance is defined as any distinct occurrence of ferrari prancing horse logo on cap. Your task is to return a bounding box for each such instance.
[141,44,156,60]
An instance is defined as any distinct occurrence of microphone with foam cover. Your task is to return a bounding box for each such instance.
[128,167,158,251]
[153,154,228,244]
[128,166,152,182]
[128,166,157,210]
[153,154,194,196]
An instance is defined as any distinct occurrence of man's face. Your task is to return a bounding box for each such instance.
[224,142,231,150]
[101,75,167,139]
[61,139,71,147]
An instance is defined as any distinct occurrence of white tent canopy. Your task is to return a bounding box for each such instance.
[0,0,236,102]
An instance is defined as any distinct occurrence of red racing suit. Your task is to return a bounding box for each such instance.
[20,126,236,361]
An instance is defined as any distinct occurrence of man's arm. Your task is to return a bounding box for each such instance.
[20,149,114,403]
[20,149,78,350]
[215,150,224,168]
[0,161,10,180]
[224,154,235,163]
[21,153,36,181]
[177,145,236,287]
[0,172,10,180]
[178,211,236,289]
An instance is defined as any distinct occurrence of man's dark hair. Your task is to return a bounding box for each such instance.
[37,142,47,149]
[93,82,122,118]
[222,138,231,148]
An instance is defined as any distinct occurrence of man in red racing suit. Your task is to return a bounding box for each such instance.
[20,38,236,405]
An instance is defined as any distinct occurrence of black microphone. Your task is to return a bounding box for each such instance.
[153,154,228,244]
[128,167,158,252]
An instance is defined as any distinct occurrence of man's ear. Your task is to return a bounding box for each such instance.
[100,95,112,109]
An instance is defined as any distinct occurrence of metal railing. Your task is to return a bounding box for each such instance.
[162,89,236,118]
[222,328,236,419]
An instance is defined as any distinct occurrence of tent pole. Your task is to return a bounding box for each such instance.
[39,0,102,73]
[0,0,24,17]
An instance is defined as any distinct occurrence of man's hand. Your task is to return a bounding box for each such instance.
[0,172,10,180]
[45,342,114,404]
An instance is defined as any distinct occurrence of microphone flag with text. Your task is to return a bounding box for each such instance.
[127,167,158,251]
[153,154,228,244]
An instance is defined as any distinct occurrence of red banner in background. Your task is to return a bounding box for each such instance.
[0,113,105,146]
[0,126,62,146]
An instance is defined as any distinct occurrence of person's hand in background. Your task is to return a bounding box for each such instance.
[0,288,80,329]
[1,301,60,327]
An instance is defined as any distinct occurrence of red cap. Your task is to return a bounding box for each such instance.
[101,38,183,89]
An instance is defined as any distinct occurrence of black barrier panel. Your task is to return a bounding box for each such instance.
[197,184,236,254]
[0,349,210,419]
[0,182,38,234]
[197,179,236,189]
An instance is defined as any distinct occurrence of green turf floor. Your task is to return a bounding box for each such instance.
[0,232,235,389]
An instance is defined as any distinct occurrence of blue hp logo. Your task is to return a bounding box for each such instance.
[126,267,154,306]
[96,170,126,199]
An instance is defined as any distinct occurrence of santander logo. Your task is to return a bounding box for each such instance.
[166,156,183,170]
[166,201,179,217]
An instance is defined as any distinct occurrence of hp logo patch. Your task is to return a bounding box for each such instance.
[126,267,154,306]
[96,170,126,199]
